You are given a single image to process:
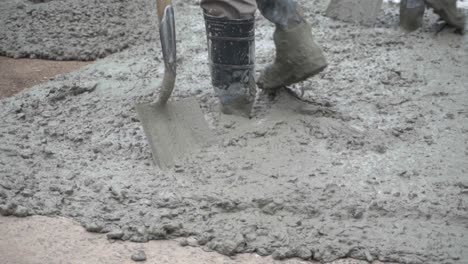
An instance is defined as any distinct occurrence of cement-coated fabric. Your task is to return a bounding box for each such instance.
[255,0,303,27]
[200,0,257,19]
[201,0,303,28]
[424,0,466,31]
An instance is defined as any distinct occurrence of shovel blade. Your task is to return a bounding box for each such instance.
[136,98,215,169]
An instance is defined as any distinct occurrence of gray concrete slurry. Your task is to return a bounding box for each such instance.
[0,0,159,60]
[0,1,467,263]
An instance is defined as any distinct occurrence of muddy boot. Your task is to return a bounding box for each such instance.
[424,0,466,33]
[204,14,256,117]
[256,0,327,92]
[400,0,426,31]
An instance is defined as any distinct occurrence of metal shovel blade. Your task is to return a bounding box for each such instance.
[136,1,214,169]
[136,98,215,169]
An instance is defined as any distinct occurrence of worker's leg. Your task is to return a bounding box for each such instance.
[201,0,327,116]
[255,0,328,91]
[202,0,257,116]
[424,0,465,33]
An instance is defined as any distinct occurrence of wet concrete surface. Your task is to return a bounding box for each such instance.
[0,0,467,263]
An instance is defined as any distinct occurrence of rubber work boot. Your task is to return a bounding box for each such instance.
[425,0,466,33]
[204,14,256,117]
[400,0,426,31]
[257,21,328,91]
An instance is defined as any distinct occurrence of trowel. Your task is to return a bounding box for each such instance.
[136,0,214,169]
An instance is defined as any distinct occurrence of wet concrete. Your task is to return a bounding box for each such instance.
[0,0,159,60]
[0,0,467,263]
[326,0,383,25]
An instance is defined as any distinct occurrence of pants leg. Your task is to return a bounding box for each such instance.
[200,0,257,19]
[201,0,303,28]
[255,0,303,28]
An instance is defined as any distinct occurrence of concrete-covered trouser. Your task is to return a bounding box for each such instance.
[424,0,465,32]
[201,0,327,116]
[200,0,257,19]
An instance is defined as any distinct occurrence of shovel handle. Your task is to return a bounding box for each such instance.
[157,0,173,24]
[155,0,176,105]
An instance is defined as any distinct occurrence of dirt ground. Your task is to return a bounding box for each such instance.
[0,57,90,99]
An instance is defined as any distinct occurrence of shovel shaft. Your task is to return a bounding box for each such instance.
[157,0,173,24]
[158,68,176,105]
[156,0,177,105]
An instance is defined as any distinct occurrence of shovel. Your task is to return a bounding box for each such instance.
[136,0,214,169]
